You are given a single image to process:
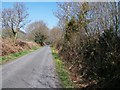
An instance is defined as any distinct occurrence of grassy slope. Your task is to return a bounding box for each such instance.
[0,46,40,64]
[52,47,75,88]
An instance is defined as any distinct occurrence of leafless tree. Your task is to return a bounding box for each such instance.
[26,20,49,45]
[49,27,63,47]
[2,2,29,44]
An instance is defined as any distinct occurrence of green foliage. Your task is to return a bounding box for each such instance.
[34,34,46,45]
[79,27,120,87]
[65,17,78,41]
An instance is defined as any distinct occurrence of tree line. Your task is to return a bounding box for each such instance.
[54,2,120,88]
[1,2,62,46]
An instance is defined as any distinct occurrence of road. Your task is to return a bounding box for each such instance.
[2,46,61,88]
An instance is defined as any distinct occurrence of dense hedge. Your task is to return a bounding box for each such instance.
[55,2,120,88]
[58,23,120,88]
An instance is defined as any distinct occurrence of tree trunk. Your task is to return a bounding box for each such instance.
[13,32,17,45]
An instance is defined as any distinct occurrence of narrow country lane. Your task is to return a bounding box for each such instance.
[2,46,61,88]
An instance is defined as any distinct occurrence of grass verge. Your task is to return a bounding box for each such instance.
[0,46,40,65]
[52,47,75,88]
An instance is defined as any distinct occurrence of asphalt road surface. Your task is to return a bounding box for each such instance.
[2,46,61,88]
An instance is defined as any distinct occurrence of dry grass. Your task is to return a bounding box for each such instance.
[1,38,39,56]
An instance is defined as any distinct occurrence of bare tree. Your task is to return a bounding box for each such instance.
[26,21,49,46]
[49,27,63,47]
[2,2,29,44]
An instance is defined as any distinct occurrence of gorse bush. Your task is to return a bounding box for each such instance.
[59,23,120,88]
[83,27,120,81]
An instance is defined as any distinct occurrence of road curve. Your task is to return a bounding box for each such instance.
[2,46,61,88]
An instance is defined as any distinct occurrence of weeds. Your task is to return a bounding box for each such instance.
[52,47,75,88]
